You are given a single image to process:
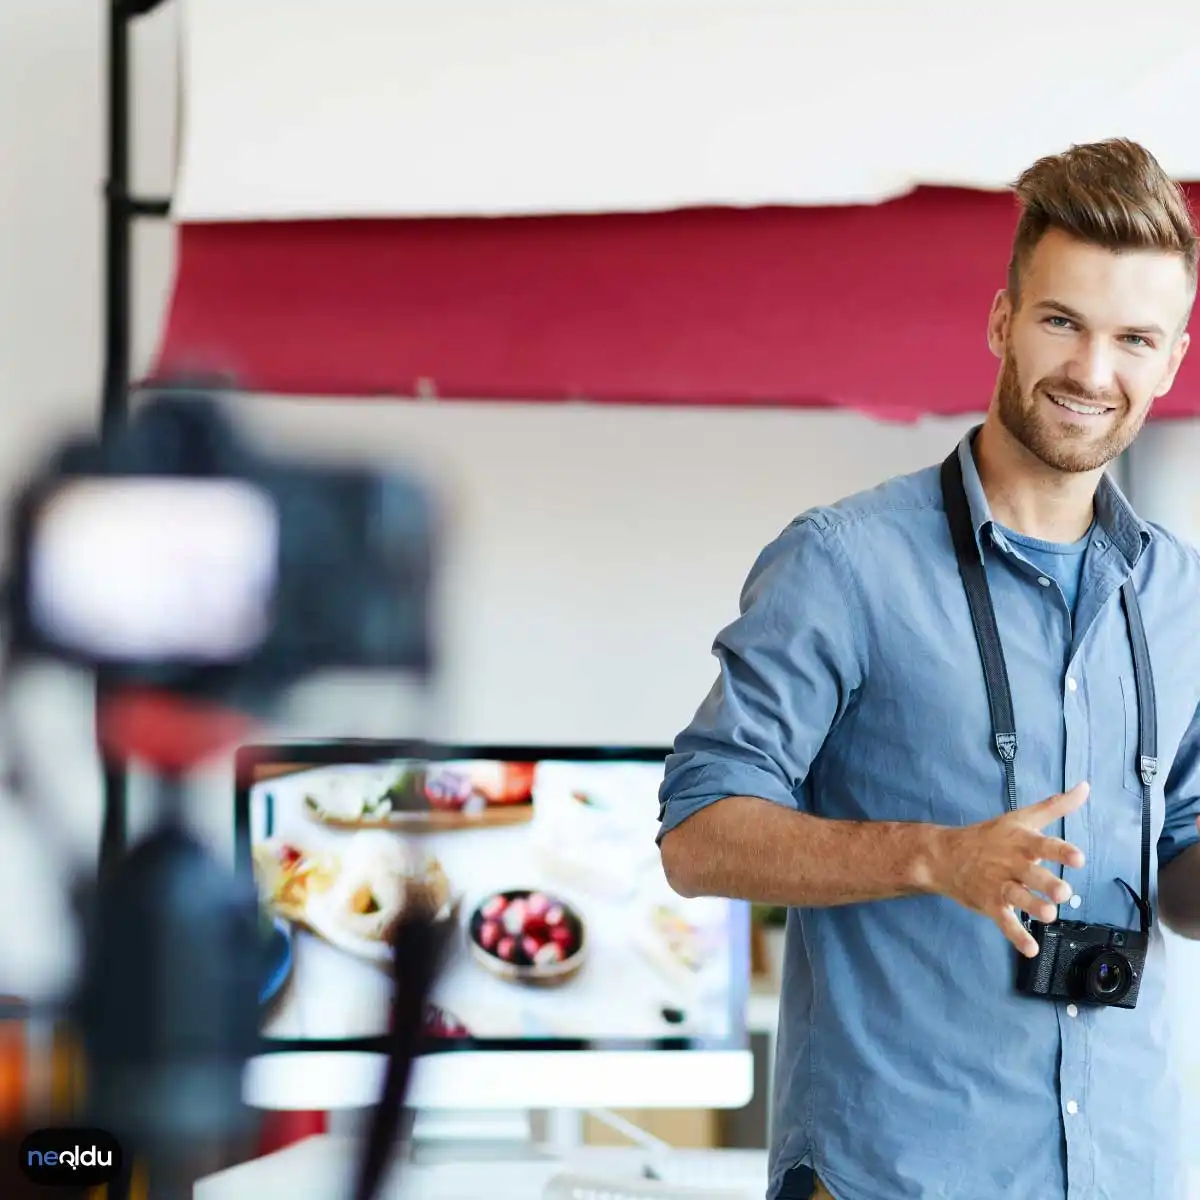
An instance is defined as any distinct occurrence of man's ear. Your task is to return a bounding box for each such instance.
[986,289,1012,360]
[1154,330,1191,399]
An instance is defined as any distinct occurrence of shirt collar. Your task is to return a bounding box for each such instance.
[954,424,1151,568]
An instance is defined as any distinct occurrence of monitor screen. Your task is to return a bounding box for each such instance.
[237,743,748,1057]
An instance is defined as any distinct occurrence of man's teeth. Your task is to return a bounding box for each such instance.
[1050,394,1109,416]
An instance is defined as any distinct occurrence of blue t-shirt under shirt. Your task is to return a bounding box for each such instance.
[994,520,1095,615]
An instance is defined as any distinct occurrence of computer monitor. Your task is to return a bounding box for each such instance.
[234,741,753,1114]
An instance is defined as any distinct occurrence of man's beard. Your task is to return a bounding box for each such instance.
[995,349,1146,473]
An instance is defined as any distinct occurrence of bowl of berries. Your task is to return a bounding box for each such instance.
[468,889,586,985]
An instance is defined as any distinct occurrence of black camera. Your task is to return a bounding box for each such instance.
[1015,918,1148,1009]
[4,388,437,711]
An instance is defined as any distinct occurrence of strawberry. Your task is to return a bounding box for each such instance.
[522,917,550,943]
[533,943,564,966]
[502,899,528,936]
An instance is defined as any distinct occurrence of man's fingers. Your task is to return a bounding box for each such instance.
[1021,865,1073,906]
[995,906,1039,958]
[1003,882,1058,925]
[1029,833,1085,870]
[1022,781,1089,827]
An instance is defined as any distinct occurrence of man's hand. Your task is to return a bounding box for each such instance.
[930,782,1089,957]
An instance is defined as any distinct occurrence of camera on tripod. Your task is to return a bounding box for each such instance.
[4,386,438,710]
[1015,917,1148,1010]
[0,385,443,1190]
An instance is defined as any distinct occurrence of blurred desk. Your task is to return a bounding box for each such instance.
[194,1132,1200,1198]
[194,1136,768,1199]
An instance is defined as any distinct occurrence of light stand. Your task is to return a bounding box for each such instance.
[99,0,174,878]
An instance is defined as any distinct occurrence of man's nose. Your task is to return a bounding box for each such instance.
[1065,337,1117,396]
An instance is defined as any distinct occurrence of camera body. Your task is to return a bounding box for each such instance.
[1015,918,1148,1010]
[4,389,437,710]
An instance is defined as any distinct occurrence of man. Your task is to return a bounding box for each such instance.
[657,138,1200,1200]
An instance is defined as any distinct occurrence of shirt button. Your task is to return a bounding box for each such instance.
[1066,1003,1079,1018]
[1037,576,1052,586]
[1096,539,1107,550]
[1069,895,1082,909]
[1066,677,1078,692]
[1066,1100,1079,1115]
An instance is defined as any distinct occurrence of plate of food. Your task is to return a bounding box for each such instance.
[467,889,587,986]
[630,878,726,994]
[253,837,340,927]
[303,830,458,965]
[300,761,536,833]
[528,768,659,900]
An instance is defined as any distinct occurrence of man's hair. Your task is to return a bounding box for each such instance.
[1007,138,1199,312]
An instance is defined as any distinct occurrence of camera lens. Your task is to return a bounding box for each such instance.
[1085,951,1131,1002]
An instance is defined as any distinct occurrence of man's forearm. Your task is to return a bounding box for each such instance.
[659,794,945,908]
[1158,842,1200,938]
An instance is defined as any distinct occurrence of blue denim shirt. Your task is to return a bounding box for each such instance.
[658,427,1200,1200]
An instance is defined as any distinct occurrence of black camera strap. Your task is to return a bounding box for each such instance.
[940,450,1157,935]
[1122,580,1158,934]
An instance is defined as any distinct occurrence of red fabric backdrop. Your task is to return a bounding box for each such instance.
[153,185,1200,419]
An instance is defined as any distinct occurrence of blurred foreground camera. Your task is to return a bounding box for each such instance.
[0,386,442,1198]
[4,388,437,708]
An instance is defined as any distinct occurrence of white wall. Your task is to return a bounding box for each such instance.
[0,0,181,997]
[231,400,978,743]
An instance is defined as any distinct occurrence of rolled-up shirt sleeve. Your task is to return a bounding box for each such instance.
[657,514,867,842]
[1160,701,1200,869]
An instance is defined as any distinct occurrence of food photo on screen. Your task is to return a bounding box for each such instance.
[246,755,736,1044]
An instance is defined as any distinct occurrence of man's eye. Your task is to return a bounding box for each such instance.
[1046,316,1075,329]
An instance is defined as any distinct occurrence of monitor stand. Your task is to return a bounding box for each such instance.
[404,1108,665,1168]
[404,1108,558,1163]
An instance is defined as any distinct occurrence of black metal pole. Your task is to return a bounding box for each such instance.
[99,0,172,881]
[102,0,133,436]
[94,21,133,1200]
[98,10,175,1193]
[98,0,134,878]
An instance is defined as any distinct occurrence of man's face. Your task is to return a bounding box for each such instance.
[987,228,1192,473]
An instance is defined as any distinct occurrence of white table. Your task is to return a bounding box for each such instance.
[195,1133,1200,1199]
[194,1136,769,1199]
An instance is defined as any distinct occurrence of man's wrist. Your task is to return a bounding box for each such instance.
[905,822,955,897]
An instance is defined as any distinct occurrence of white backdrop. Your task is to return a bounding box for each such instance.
[176,0,1200,220]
